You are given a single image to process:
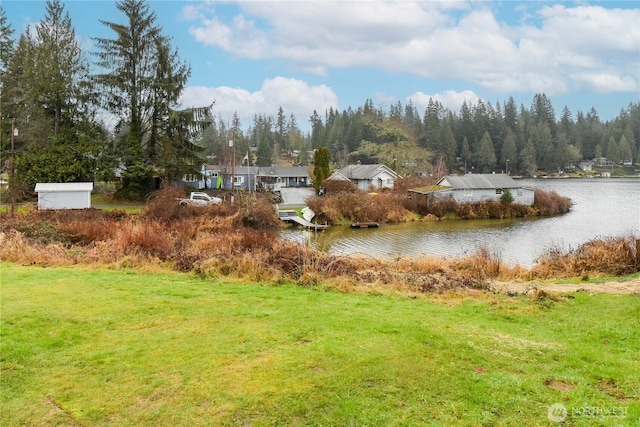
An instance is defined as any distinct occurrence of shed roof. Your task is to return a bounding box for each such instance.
[437,174,518,189]
[35,182,94,192]
[335,164,399,180]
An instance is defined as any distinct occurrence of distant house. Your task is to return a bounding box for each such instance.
[255,166,311,190]
[208,166,311,191]
[411,174,535,205]
[578,161,593,171]
[34,182,93,210]
[328,164,400,191]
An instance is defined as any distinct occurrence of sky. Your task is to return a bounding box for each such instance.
[3,0,640,132]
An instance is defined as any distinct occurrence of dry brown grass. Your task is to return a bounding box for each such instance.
[308,184,569,223]
[532,235,640,278]
[533,188,573,215]
[1,189,637,296]
[307,190,412,224]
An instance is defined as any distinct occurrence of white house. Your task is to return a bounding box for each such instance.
[329,164,400,191]
[34,182,94,210]
[412,174,535,205]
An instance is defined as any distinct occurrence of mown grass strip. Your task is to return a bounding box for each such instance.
[1,263,639,426]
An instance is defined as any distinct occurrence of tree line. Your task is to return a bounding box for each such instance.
[1,1,638,201]
[305,96,639,177]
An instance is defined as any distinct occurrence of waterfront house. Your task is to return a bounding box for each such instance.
[255,166,311,190]
[208,165,311,191]
[411,174,535,205]
[329,164,400,191]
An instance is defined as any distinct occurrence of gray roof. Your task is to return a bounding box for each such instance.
[326,171,351,181]
[335,164,398,180]
[219,166,310,177]
[437,174,519,189]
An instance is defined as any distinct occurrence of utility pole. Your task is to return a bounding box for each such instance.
[10,118,17,215]
[229,128,236,193]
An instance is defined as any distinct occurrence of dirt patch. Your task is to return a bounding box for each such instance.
[545,379,577,393]
[490,277,640,295]
[597,378,632,402]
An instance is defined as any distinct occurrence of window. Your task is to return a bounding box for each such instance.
[464,189,472,197]
[496,189,503,195]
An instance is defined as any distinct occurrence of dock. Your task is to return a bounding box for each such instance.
[351,222,379,228]
[278,210,329,231]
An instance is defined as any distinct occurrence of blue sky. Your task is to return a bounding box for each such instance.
[4,1,639,131]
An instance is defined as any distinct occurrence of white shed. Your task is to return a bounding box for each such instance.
[34,182,94,210]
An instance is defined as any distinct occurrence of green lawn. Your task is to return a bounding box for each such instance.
[1,263,639,426]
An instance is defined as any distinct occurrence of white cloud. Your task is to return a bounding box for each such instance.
[409,90,480,113]
[179,77,338,127]
[186,2,639,96]
[570,72,638,94]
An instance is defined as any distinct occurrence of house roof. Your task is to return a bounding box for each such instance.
[326,171,351,181]
[258,166,310,177]
[437,174,519,189]
[335,164,399,180]
[34,182,94,192]
[214,166,310,177]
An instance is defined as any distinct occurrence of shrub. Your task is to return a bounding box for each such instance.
[321,179,358,194]
[534,189,572,215]
[428,196,459,218]
[234,193,281,229]
[501,189,514,205]
[391,176,435,193]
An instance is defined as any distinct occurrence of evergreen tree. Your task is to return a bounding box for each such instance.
[0,6,16,155]
[530,122,554,172]
[312,147,330,194]
[501,132,518,174]
[476,131,496,173]
[461,137,472,173]
[618,135,633,163]
[554,133,572,172]
[93,0,206,197]
[309,110,324,149]
[521,139,537,176]
[606,136,620,163]
[3,0,99,189]
[439,123,457,169]
[256,138,272,167]
[0,6,14,73]
[531,93,556,131]
[503,97,518,134]
[275,106,286,157]
[422,98,441,151]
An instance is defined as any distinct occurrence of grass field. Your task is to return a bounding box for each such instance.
[1,263,639,426]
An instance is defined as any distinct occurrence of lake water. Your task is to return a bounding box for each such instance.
[281,178,640,267]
